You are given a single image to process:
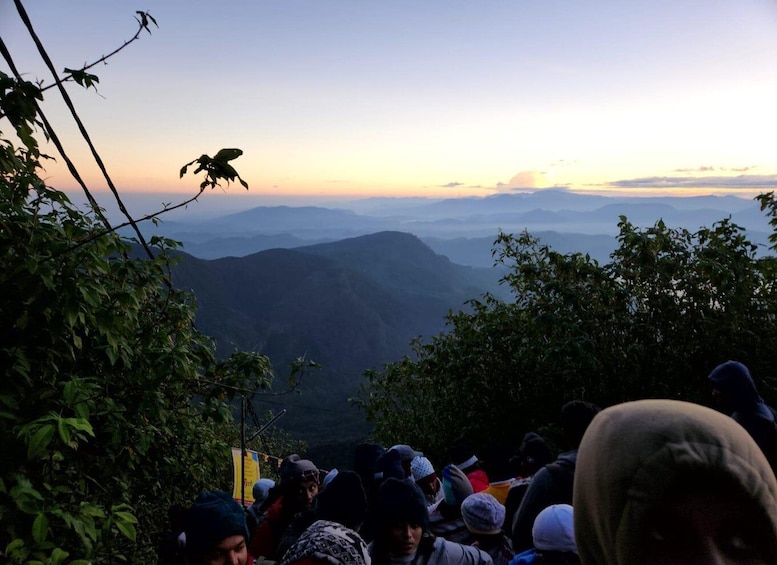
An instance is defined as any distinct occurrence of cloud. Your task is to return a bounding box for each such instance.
[508,171,544,188]
[609,174,777,190]
[438,181,464,188]
[673,165,758,173]
[673,166,716,173]
[492,170,548,192]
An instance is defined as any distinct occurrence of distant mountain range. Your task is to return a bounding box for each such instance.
[121,190,771,266]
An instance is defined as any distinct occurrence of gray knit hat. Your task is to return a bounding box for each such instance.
[461,493,505,535]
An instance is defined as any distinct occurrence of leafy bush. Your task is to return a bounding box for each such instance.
[1,10,282,563]
[361,214,777,463]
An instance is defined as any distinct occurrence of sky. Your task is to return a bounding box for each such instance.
[2,0,777,208]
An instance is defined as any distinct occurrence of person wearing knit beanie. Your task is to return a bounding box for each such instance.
[461,493,505,535]
[184,490,250,565]
[411,456,443,508]
[450,444,489,493]
[250,454,321,560]
[427,465,475,545]
[442,464,474,508]
[461,494,513,565]
[370,478,492,565]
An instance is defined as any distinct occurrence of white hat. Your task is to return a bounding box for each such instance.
[532,504,576,554]
[410,456,435,482]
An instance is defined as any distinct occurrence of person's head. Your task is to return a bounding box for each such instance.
[280,519,371,565]
[354,443,385,491]
[574,399,777,565]
[441,464,474,509]
[560,400,600,449]
[316,470,368,531]
[411,456,439,497]
[532,504,577,555]
[373,449,405,485]
[481,443,512,483]
[184,490,250,565]
[375,478,430,557]
[252,478,276,508]
[389,445,424,478]
[461,493,505,536]
[708,360,762,414]
[515,432,553,477]
[449,443,480,475]
[279,454,320,512]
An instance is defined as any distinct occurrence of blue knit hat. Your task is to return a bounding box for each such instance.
[184,490,249,560]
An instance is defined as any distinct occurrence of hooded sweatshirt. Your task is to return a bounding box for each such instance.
[573,399,777,565]
[708,361,777,471]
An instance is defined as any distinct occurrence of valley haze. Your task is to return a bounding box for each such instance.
[74,188,773,267]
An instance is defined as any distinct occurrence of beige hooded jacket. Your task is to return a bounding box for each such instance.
[573,399,777,565]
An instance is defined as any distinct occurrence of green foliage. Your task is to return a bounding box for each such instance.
[360,213,777,463]
[0,172,275,561]
[0,27,279,565]
[62,69,99,91]
[180,148,249,190]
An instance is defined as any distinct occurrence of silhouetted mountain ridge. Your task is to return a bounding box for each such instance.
[169,232,504,460]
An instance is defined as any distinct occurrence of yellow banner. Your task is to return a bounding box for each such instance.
[232,447,261,504]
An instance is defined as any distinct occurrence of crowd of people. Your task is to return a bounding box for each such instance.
[165,360,777,565]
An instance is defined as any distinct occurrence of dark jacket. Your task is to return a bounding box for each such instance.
[510,452,576,553]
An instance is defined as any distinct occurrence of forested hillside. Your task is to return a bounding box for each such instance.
[170,231,506,465]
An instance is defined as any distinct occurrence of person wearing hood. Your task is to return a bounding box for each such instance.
[369,478,493,565]
[574,399,777,565]
[511,402,600,553]
[708,360,777,472]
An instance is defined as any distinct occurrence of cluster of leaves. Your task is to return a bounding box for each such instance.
[180,148,249,190]
[361,213,777,462]
[1,76,275,563]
